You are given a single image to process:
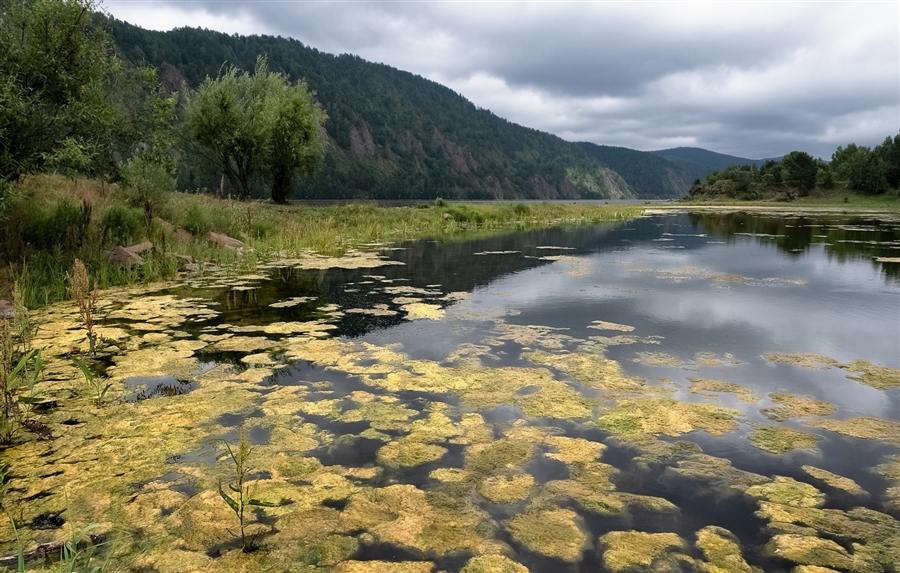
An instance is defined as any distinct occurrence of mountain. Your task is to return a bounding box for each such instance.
[109,20,646,201]
[651,147,772,184]
[575,143,691,198]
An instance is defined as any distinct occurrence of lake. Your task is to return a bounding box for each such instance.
[6,208,900,572]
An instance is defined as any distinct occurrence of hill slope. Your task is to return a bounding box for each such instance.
[575,143,691,198]
[110,21,647,201]
[651,147,771,183]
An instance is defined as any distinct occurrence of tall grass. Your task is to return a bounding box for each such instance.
[1,175,644,308]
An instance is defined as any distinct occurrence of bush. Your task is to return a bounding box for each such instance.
[120,156,174,221]
[99,203,144,246]
[23,199,91,250]
[183,203,211,236]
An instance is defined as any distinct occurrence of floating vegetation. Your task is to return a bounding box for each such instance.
[840,359,900,390]
[695,526,761,573]
[597,398,740,437]
[765,353,839,370]
[599,530,686,572]
[507,508,589,562]
[801,466,867,496]
[688,377,758,402]
[460,554,530,573]
[633,352,683,367]
[749,425,821,454]
[587,320,635,332]
[477,474,536,504]
[3,209,899,572]
[760,392,836,422]
[806,417,900,443]
[400,302,445,320]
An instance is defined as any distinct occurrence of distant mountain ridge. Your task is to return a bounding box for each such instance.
[651,147,773,183]
[108,19,756,200]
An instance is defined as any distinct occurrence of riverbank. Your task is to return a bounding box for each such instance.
[0,175,644,309]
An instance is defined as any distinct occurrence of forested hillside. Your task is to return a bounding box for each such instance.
[651,147,770,184]
[109,20,643,201]
[575,143,690,197]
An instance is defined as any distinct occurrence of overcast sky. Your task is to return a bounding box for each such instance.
[104,1,899,159]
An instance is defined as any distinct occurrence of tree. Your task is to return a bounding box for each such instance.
[0,0,122,181]
[184,56,327,202]
[873,134,900,190]
[780,151,817,195]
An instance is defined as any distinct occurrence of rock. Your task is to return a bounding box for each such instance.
[208,231,245,250]
[105,246,143,266]
[175,228,193,242]
[0,299,12,319]
[104,241,154,266]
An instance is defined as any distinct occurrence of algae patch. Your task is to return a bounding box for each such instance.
[749,425,821,454]
[599,530,685,572]
[507,508,589,562]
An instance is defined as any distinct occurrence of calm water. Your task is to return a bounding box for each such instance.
[119,210,900,570]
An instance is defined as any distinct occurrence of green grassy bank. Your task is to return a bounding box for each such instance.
[679,188,900,209]
[0,175,644,309]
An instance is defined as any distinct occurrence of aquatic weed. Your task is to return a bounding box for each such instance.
[67,259,99,356]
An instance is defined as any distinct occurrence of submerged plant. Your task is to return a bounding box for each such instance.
[218,425,274,552]
[67,259,99,356]
[73,358,111,408]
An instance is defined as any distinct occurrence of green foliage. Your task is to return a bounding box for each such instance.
[55,521,105,573]
[0,320,46,445]
[218,424,276,552]
[120,156,174,223]
[73,358,111,408]
[780,151,817,195]
[184,56,327,203]
[0,0,121,180]
[99,203,144,247]
[23,199,92,251]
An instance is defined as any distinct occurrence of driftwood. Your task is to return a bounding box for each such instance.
[0,534,105,569]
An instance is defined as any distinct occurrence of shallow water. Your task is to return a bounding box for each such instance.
[6,209,900,573]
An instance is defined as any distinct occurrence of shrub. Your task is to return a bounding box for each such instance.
[99,203,144,246]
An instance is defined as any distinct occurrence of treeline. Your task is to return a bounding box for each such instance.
[687,136,900,201]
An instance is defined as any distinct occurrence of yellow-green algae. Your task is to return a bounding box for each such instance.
[765,353,840,370]
[761,392,837,422]
[507,508,589,562]
[525,350,648,393]
[333,561,434,573]
[633,352,683,366]
[599,530,686,572]
[840,359,900,390]
[339,484,497,556]
[688,377,758,402]
[877,457,900,512]
[477,474,537,504]
[597,398,740,437]
[805,417,900,444]
[460,554,530,573]
[749,425,821,454]
[667,454,769,494]
[587,320,635,332]
[695,526,762,573]
[542,461,677,516]
[801,466,867,496]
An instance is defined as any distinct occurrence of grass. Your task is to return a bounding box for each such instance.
[0,175,645,308]
[678,187,900,209]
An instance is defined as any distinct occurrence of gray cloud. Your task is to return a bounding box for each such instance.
[105,0,899,159]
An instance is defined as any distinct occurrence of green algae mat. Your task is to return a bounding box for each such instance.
[2,210,899,572]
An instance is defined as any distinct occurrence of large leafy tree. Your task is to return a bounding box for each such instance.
[0,0,123,181]
[780,151,817,195]
[184,57,327,203]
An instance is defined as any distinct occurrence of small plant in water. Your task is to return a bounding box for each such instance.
[1,316,48,445]
[67,259,99,356]
[218,425,273,552]
[73,358,111,408]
